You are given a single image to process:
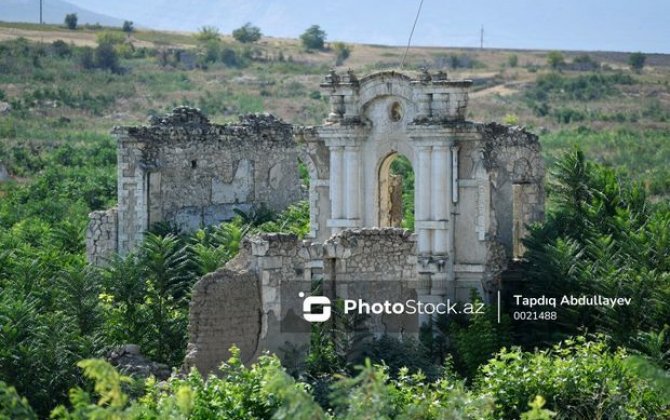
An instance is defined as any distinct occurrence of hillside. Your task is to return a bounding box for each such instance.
[1,22,669,196]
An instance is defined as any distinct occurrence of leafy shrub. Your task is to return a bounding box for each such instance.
[503,113,520,125]
[50,40,72,57]
[571,53,599,71]
[122,20,134,33]
[78,47,95,69]
[95,42,120,73]
[233,22,262,43]
[195,26,220,42]
[199,40,220,64]
[0,381,37,420]
[64,13,77,30]
[629,52,646,71]
[447,54,485,69]
[508,54,518,67]
[256,201,310,238]
[546,51,565,69]
[519,148,670,347]
[477,337,669,419]
[220,47,240,67]
[332,41,351,65]
[49,350,497,419]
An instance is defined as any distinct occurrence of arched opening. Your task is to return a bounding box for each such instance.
[378,152,415,230]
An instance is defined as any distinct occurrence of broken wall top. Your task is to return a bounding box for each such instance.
[112,107,294,147]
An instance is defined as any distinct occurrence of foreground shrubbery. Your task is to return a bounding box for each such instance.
[3,338,667,419]
[519,148,670,353]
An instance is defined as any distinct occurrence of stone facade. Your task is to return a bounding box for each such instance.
[88,108,303,260]
[88,70,545,374]
[86,207,118,265]
[298,70,544,303]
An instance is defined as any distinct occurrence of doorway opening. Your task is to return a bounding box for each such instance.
[378,153,415,230]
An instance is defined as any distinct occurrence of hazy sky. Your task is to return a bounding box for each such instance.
[64,0,670,53]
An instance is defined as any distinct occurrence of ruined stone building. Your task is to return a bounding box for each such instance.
[87,70,544,374]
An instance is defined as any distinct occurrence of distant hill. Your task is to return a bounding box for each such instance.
[0,0,125,27]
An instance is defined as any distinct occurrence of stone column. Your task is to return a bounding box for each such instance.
[447,145,459,294]
[344,146,360,221]
[415,146,432,255]
[430,145,449,296]
[431,145,449,255]
[329,146,344,234]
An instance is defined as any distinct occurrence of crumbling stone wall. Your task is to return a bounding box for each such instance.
[480,123,545,259]
[185,228,420,374]
[323,228,417,282]
[323,228,419,335]
[100,107,303,258]
[86,207,118,265]
[295,126,331,242]
[185,233,317,373]
[184,265,261,374]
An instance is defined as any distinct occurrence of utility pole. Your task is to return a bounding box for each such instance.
[480,25,484,49]
[40,0,43,24]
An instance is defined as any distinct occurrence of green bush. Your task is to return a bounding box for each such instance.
[477,337,668,419]
[629,52,646,71]
[546,51,564,69]
[48,350,497,419]
[194,26,220,42]
[95,42,120,73]
[300,25,326,50]
[519,148,670,347]
[64,13,77,30]
[332,41,351,65]
[122,20,134,33]
[0,381,37,420]
[232,22,262,43]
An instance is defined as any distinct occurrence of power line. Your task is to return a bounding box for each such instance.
[400,0,425,70]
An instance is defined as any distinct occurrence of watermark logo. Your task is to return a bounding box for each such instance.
[299,292,331,322]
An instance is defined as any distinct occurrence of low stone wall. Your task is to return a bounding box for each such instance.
[86,207,118,265]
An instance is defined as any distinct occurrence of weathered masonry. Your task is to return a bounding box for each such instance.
[88,70,544,373]
[87,109,303,262]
